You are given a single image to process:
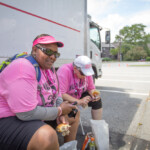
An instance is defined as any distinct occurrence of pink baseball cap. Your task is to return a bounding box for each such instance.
[32,36,64,47]
[74,55,94,76]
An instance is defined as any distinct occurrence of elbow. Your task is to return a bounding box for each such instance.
[16,113,31,121]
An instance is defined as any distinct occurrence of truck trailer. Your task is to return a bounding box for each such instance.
[0,0,102,78]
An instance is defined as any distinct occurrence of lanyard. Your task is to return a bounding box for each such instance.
[43,69,57,94]
[73,71,87,98]
[38,68,59,106]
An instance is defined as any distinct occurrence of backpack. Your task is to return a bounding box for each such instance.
[0,52,41,82]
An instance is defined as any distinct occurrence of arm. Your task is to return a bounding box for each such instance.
[16,97,63,121]
[62,93,90,107]
[86,76,100,101]
[56,96,63,107]
[62,93,79,103]
[16,97,76,121]
[88,89,95,97]
[16,106,58,121]
[88,89,101,101]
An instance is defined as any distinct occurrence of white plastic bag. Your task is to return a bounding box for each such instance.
[90,119,109,150]
[59,140,77,150]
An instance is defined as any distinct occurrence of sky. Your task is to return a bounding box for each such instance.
[87,0,150,43]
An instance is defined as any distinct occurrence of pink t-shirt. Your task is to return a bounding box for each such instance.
[0,58,60,118]
[57,63,95,99]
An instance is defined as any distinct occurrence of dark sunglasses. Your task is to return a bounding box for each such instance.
[35,45,60,58]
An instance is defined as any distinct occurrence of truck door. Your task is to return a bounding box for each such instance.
[89,22,102,78]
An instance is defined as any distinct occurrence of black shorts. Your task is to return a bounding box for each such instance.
[81,92,102,110]
[0,116,56,150]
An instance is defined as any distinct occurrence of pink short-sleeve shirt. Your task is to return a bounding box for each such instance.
[57,63,95,99]
[0,58,60,118]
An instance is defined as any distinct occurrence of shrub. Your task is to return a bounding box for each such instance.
[102,57,112,61]
[146,57,150,61]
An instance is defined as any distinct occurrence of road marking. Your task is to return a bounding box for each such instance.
[100,90,148,96]
[99,79,150,83]
[103,74,150,78]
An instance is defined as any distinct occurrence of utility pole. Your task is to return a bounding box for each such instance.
[119,39,122,61]
[105,29,111,57]
[117,35,122,61]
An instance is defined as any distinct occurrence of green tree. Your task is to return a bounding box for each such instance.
[116,24,146,45]
[143,34,150,56]
[124,46,147,61]
[110,48,118,56]
[114,24,149,60]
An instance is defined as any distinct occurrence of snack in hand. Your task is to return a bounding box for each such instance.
[56,123,71,136]
[92,90,100,98]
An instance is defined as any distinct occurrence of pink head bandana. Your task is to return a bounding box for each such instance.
[32,36,64,47]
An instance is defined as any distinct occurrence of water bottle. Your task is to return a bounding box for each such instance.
[88,137,96,150]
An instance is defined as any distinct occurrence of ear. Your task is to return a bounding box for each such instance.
[32,46,37,55]
[73,66,78,74]
[73,65,77,70]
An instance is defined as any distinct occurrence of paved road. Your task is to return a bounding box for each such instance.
[77,62,150,150]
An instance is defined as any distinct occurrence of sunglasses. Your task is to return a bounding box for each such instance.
[35,45,60,58]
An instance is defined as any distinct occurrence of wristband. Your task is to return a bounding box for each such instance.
[58,107,62,116]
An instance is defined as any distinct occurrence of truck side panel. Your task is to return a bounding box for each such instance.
[0,0,86,62]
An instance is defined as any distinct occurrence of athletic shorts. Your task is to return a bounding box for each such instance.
[0,116,57,150]
[81,92,102,110]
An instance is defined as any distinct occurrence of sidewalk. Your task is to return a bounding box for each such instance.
[76,124,150,150]
[59,96,150,149]
[126,94,150,141]
[76,95,150,150]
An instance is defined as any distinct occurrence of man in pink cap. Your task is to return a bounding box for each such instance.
[0,34,79,150]
[57,55,102,120]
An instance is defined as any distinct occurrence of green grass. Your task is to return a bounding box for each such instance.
[129,64,150,67]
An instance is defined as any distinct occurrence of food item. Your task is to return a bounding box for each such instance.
[56,123,71,136]
[92,90,100,97]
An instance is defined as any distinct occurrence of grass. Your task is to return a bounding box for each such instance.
[129,64,150,67]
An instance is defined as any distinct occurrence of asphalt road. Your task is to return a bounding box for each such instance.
[77,62,150,150]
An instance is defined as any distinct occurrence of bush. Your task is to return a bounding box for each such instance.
[146,57,150,61]
[102,57,112,61]
[123,46,147,61]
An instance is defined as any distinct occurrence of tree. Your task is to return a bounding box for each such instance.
[124,46,147,61]
[114,24,149,60]
[143,34,150,56]
[116,24,146,45]
[110,48,118,56]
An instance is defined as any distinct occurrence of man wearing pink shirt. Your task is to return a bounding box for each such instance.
[0,34,79,150]
[57,56,102,120]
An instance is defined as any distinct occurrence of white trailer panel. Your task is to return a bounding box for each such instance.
[0,0,86,60]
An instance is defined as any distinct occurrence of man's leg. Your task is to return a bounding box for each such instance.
[81,92,103,120]
[88,98,103,120]
[27,124,59,150]
[64,111,80,143]
[91,108,103,120]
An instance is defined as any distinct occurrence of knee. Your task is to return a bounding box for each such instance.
[39,125,58,146]
[27,125,59,150]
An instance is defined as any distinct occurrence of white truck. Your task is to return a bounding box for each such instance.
[0,0,102,78]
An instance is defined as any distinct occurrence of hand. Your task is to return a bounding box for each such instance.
[79,96,91,108]
[60,101,77,115]
[90,89,101,102]
[91,95,101,102]
[57,115,68,125]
